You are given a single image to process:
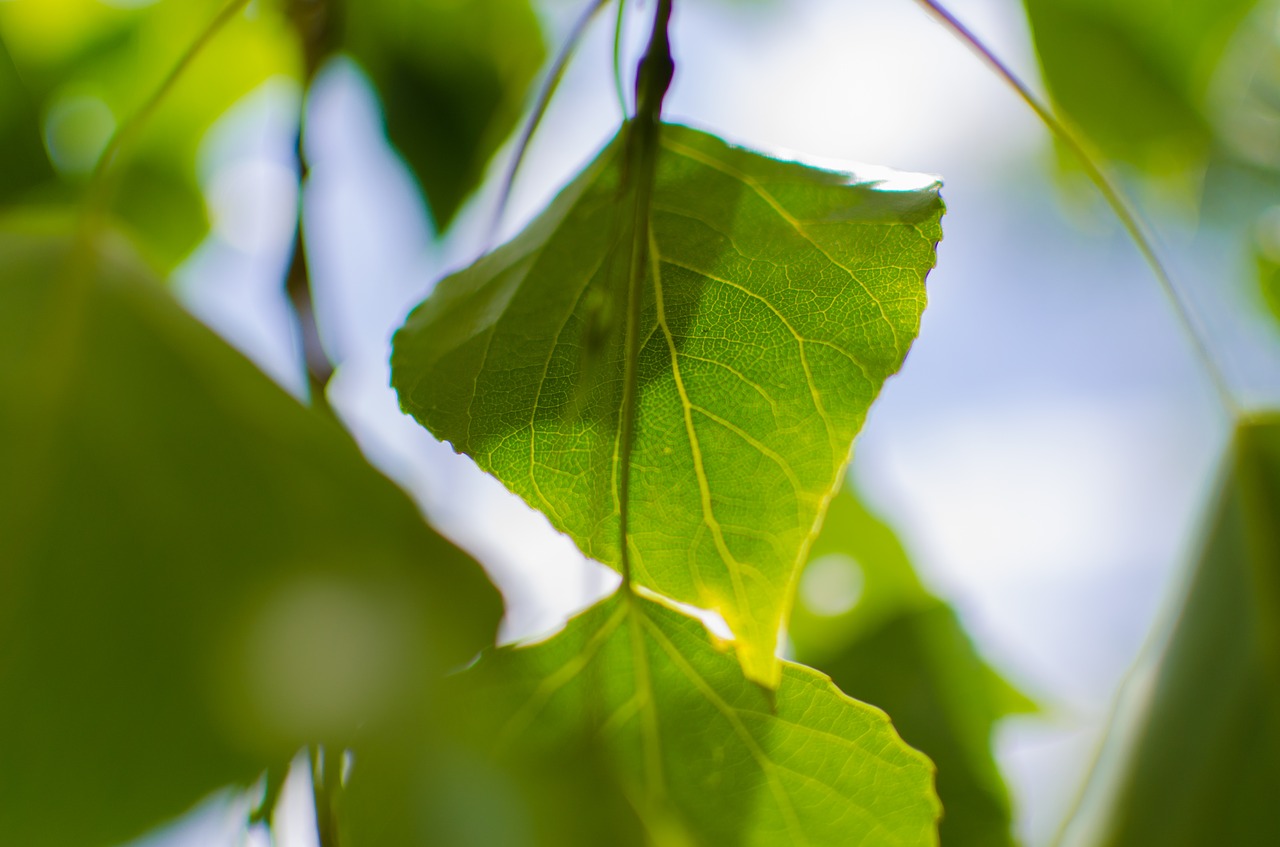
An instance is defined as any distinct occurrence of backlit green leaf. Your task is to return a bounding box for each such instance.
[0,217,501,847]
[411,588,940,846]
[392,122,944,688]
[790,486,1033,847]
[1071,414,1280,846]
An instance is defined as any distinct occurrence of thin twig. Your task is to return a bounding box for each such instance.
[913,0,1239,415]
[309,745,341,847]
[284,0,339,411]
[613,0,630,118]
[84,0,252,221]
[489,0,615,241]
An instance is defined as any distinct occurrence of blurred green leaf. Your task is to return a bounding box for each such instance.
[392,123,943,688]
[789,486,1033,847]
[1078,415,1280,846]
[0,216,502,847]
[359,588,940,846]
[1023,0,1257,174]
[0,34,55,200]
[0,0,303,267]
[1258,247,1280,329]
[342,0,545,230]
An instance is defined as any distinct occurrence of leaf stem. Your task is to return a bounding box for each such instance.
[284,133,335,412]
[617,0,674,585]
[285,0,340,411]
[83,0,252,224]
[490,0,615,240]
[249,758,291,828]
[912,0,1239,416]
[613,0,630,118]
[309,745,341,847]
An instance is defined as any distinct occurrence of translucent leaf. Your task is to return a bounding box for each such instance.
[1070,415,1280,846]
[0,217,502,847]
[790,486,1034,846]
[342,0,545,230]
[373,588,941,846]
[392,123,944,687]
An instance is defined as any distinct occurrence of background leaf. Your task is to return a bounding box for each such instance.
[789,485,1033,847]
[1068,414,1280,846]
[0,217,501,847]
[0,33,54,200]
[374,588,941,846]
[1022,0,1256,175]
[0,0,302,267]
[342,0,545,230]
[392,123,944,687]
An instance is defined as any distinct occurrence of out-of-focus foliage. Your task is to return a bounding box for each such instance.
[0,0,302,268]
[789,486,1034,847]
[0,35,55,199]
[1022,0,1256,176]
[341,0,545,230]
[1023,0,1280,333]
[392,122,943,689]
[0,218,501,847]
[1073,415,1280,846]
[350,588,940,846]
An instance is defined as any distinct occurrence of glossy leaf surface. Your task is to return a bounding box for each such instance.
[431,589,940,846]
[0,220,501,847]
[393,123,944,687]
[790,487,1033,847]
[1077,415,1280,846]
[343,0,545,230]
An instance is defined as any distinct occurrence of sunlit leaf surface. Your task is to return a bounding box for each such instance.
[392,123,943,687]
[420,589,940,846]
[1077,415,1280,846]
[790,487,1033,846]
[0,219,501,847]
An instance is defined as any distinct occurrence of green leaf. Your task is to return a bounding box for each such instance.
[0,33,55,201]
[372,588,940,846]
[1259,246,1280,330]
[392,122,944,688]
[0,0,303,266]
[1074,414,1280,846]
[790,486,1033,847]
[342,0,545,230]
[1022,0,1255,174]
[0,216,502,847]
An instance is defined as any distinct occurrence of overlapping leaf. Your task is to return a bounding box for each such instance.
[364,589,940,846]
[1069,415,1280,846]
[789,486,1033,846]
[392,123,944,687]
[0,218,501,847]
[0,0,302,266]
[342,0,545,230]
